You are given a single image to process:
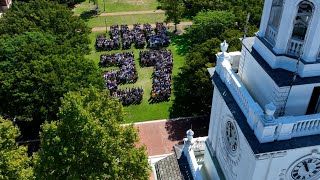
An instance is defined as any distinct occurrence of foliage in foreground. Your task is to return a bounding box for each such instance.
[0,0,91,55]
[159,0,185,31]
[0,0,104,124]
[0,32,104,124]
[160,0,263,29]
[185,11,236,44]
[0,117,34,180]
[34,87,150,179]
[170,38,220,117]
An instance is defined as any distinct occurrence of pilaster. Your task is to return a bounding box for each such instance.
[273,0,296,54]
[303,7,320,62]
[258,0,273,37]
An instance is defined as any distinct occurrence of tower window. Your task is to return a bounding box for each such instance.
[291,1,314,40]
[287,1,314,56]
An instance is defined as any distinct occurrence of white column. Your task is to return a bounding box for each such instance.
[302,8,320,62]
[273,0,296,54]
[258,0,273,37]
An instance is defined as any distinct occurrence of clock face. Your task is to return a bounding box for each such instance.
[225,121,239,153]
[291,158,320,180]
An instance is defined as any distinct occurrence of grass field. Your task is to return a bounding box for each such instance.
[73,0,159,15]
[87,31,185,123]
[84,13,165,28]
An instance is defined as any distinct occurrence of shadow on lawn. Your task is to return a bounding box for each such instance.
[79,10,98,22]
[168,32,192,56]
[165,116,210,144]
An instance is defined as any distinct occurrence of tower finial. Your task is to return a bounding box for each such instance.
[186,129,194,142]
[220,40,229,54]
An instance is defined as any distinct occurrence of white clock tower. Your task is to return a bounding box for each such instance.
[181,0,320,180]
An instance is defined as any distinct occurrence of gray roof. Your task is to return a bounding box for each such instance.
[155,154,184,180]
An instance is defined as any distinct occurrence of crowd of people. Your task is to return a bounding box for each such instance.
[143,23,153,41]
[121,24,134,50]
[100,52,138,84]
[109,25,121,49]
[96,22,173,104]
[96,23,170,51]
[100,52,143,105]
[132,24,146,49]
[95,25,121,51]
[139,50,173,103]
[148,23,170,49]
[112,87,144,106]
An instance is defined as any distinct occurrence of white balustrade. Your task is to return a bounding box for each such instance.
[266,25,277,45]
[184,140,203,180]
[287,38,304,56]
[277,114,320,138]
[195,156,204,163]
[192,137,207,152]
[217,54,266,129]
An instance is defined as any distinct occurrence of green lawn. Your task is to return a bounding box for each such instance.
[85,13,165,28]
[73,0,159,15]
[87,31,185,123]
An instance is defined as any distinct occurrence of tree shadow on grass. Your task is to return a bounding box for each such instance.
[165,116,210,144]
[79,10,98,22]
[168,32,192,56]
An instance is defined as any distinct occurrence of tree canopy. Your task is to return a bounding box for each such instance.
[185,11,236,44]
[170,38,220,117]
[0,117,34,180]
[0,32,104,124]
[34,87,150,179]
[159,0,185,31]
[0,0,104,125]
[160,0,263,28]
[0,0,91,55]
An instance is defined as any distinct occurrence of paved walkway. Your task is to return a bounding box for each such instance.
[99,10,165,16]
[134,117,209,156]
[91,21,193,32]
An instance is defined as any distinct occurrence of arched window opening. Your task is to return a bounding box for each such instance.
[292,1,314,40]
[288,1,314,56]
[266,0,284,45]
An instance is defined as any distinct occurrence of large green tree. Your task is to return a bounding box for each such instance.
[170,38,221,117]
[185,11,236,44]
[0,117,34,180]
[0,32,104,124]
[159,0,185,31]
[0,0,91,55]
[34,87,150,179]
